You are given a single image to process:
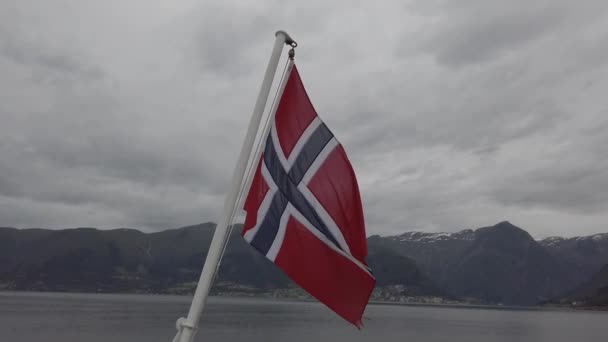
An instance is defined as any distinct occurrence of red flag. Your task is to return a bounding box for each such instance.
[242,65,375,327]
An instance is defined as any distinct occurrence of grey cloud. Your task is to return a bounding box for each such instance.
[0,144,223,230]
[0,40,104,81]
[173,2,332,79]
[415,0,608,68]
[1,0,608,238]
[492,167,608,214]
[339,61,567,158]
[29,133,229,195]
[426,6,565,67]
[488,123,608,214]
[338,1,608,161]
[190,6,273,77]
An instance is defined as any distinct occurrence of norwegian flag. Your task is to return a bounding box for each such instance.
[241,65,375,327]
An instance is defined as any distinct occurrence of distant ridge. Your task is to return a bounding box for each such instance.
[0,223,434,299]
[544,264,608,308]
[369,221,608,305]
[1,221,607,306]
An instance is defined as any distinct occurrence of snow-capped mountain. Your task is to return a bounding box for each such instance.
[368,221,608,305]
[389,229,475,243]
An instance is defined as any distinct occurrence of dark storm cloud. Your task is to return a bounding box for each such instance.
[1,0,607,237]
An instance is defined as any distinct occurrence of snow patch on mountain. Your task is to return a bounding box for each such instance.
[539,236,565,246]
[592,233,608,242]
[391,229,475,243]
[539,233,608,246]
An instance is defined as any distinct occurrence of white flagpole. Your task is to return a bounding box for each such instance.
[173,30,295,342]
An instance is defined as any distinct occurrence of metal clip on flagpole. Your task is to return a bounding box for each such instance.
[172,30,295,342]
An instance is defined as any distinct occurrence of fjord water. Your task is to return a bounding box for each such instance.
[0,292,605,342]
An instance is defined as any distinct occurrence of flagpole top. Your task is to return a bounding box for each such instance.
[275,30,297,47]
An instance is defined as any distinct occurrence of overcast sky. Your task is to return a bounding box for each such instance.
[1,0,607,238]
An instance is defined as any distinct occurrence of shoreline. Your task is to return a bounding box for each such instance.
[2,289,605,313]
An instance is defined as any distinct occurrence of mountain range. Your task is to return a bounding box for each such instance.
[565,264,608,307]
[1,221,607,306]
[369,221,608,305]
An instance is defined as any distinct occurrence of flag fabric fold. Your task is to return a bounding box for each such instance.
[241,64,375,327]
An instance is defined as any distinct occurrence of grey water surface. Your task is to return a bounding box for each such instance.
[0,291,605,342]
